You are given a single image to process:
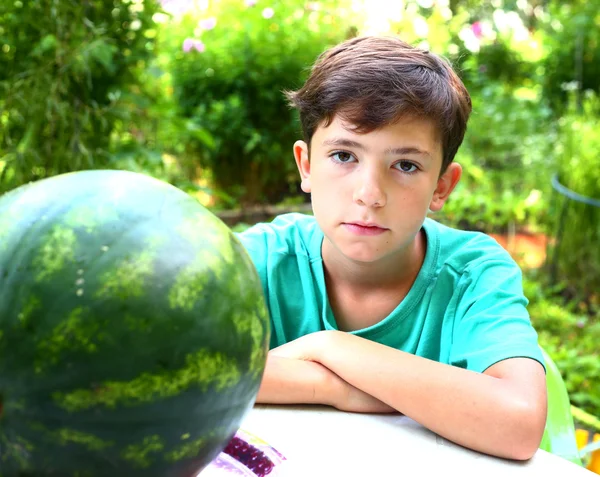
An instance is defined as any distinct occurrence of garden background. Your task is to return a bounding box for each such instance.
[1,0,599,433]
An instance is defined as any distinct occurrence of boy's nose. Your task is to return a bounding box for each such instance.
[353,174,387,208]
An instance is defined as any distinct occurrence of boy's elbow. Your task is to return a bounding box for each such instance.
[510,436,541,461]
[505,400,547,461]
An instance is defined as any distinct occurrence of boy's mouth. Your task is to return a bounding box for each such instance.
[343,221,388,236]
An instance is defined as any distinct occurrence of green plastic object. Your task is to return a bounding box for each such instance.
[539,347,583,466]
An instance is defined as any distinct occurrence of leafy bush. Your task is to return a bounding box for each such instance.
[538,1,600,113]
[436,83,553,233]
[164,0,353,205]
[0,0,161,192]
[546,93,600,299]
[525,273,600,419]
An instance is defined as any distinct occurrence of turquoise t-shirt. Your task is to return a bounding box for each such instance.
[237,213,545,374]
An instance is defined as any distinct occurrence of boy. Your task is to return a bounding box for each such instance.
[236,36,547,461]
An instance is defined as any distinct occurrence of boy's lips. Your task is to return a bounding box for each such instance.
[342,221,388,236]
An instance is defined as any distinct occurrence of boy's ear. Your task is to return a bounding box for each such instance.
[293,140,311,193]
[429,162,462,212]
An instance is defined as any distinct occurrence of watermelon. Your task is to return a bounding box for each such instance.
[0,170,270,477]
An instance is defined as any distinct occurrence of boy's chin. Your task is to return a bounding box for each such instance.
[334,244,391,264]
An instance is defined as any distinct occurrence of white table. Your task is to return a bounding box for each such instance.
[239,405,594,476]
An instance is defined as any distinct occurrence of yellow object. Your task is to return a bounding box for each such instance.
[589,434,600,474]
[576,429,590,450]
[577,430,600,474]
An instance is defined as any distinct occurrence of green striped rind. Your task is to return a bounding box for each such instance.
[122,435,165,468]
[119,427,225,469]
[33,226,77,283]
[0,170,270,476]
[56,429,114,451]
[95,244,159,301]
[36,307,99,370]
[52,349,242,412]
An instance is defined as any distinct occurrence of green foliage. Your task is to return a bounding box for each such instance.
[165,0,353,205]
[539,1,600,113]
[464,84,553,172]
[546,92,600,298]
[554,93,600,200]
[230,222,253,234]
[436,83,553,233]
[572,406,600,433]
[0,0,160,192]
[525,273,600,419]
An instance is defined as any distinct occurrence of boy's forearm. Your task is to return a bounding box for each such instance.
[278,331,546,461]
[255,355,338,406]
[256,354,396,413]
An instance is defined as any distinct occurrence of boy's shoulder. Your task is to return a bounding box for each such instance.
[424,218,517,276]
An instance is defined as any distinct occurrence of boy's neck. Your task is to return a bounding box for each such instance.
[322,229,427,293]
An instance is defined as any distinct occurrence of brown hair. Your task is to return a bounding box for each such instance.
[285,36,472,173]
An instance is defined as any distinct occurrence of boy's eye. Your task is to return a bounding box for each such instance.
[395,161,418,173]
[331,151,355,163]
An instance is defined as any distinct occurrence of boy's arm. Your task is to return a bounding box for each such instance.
[270,331,547,461]
[257,354,395,413]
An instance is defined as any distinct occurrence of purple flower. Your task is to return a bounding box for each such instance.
[183,38,194,52]
[471,21,483,39]
[194,40,206,53]
[245,0,257,6]
[262,7,274,19]
[161,0,194,15]
[183,38,205,53]
[199,17,217,30]
[576,319,586,329]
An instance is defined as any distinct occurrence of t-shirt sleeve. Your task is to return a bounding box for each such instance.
[449,258,546,374]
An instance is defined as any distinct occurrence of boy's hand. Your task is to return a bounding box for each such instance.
[258,351,395,413]
[332,379,397,414]
[266,333,396,414]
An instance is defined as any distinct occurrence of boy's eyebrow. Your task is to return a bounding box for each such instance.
[384,146,432,159]
[322,138,432,159]
[322,138,366,150]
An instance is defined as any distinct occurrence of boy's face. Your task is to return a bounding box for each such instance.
[293,114,462,264]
